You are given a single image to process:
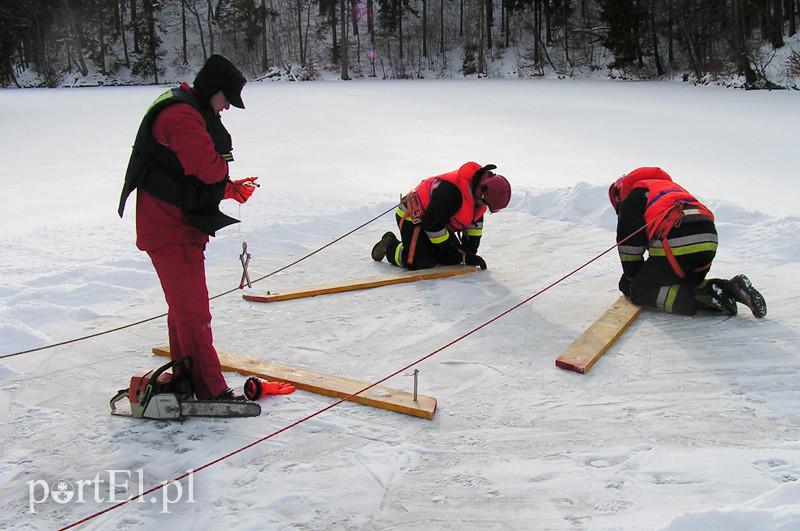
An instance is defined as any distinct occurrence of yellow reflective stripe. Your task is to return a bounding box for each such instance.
[396,206,406,217]
[428,231,449,244]
[465,228,482,237]
[146,89,173,113]
[665,285,680,313]
[393,243,403,266]
[650,242,718,256]
[221,153,234,162]
[620,254,644,262]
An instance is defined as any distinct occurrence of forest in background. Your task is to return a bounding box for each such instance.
[1,0,799,88]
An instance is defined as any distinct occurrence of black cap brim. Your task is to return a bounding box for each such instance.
[225,86,245,109]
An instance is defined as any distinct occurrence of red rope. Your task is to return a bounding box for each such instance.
[58,223,650,530]
[1,204,399,360]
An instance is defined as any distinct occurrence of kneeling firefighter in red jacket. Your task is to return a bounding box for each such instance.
[609,167,766,318]
[371,162,511,270]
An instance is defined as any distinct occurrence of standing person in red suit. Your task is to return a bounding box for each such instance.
[118,55,258,400]
[371,162,511,271]
[609,166,766,318]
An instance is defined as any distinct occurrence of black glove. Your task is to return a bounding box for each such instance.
[619,274,632,296]
[465,254,487,270]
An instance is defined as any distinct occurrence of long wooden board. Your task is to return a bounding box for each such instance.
[555,296,642,374]
[153,346,437,419]
[242,265,479,303]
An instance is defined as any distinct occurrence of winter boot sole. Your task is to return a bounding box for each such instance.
[727,274,767,318]
[371,232,397,261]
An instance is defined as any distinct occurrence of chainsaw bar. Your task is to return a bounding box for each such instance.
[181,398,261,418]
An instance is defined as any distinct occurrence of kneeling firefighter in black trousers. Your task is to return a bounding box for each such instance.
[371,162,511,270]
[609,167,766,318]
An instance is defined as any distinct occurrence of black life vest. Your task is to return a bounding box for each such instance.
[117,87,238,236]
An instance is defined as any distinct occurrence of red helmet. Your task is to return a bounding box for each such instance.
[478,173,511,213]
[609,167,672,212]
[608,176,625,211]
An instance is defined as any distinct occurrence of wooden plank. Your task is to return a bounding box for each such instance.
[153,347,437,420]
[242,265,479,303]
[555,296,642,374]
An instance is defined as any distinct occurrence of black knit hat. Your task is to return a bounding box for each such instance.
[192,54,246,109]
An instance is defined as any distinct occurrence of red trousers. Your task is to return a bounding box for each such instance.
[147,244,228,399]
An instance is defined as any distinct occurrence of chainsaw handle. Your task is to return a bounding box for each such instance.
[109,388,129,413]
[142,358,186,406]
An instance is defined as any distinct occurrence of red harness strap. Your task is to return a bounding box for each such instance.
[407,225,422,265]
[398,190,425,266]
[651,201,713,279]
[654,204,687,278]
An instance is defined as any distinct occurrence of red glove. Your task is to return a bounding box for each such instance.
[224,176,259,203]
[244,377,296,400]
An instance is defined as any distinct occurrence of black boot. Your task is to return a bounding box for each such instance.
[371,231,399,261]
[724,274,767,318]
[213,388,248,401]
[695,280,738,316]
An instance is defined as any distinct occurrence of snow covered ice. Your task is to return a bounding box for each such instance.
[1,79,799,529]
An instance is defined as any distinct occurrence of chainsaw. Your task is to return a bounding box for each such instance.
[110,359,261,420]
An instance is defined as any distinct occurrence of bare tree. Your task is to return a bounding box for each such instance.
[340,0,350,77]
[185,0,209,60]
[62,0,89,76]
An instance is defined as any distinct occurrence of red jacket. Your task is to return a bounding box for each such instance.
[136,82,229,251]
[631,179,714,240]
[416,162,487,231]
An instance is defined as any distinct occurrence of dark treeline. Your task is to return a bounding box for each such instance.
[1,0,798,88]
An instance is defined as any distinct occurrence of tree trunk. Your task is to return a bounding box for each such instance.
[146,0,158,83]
[206,0,216,55]
[63,0,89,76]
[772,0,784,47]
[232,5,238,50]
[534,0,541,67]
[181,0,188,64]
[120,0,130,67]
[667,0,673,63]
[132,0,141,53]
[331,8,338,63]
[261,0,269,71]
[297,0,305,66]
[650,0,663,75]
[353,0,361,63]
[423,0,428,57]
[367,0,374,37]
[460,0,464,37]
[188,2,208,60]
[340,0,350,78]
[479,0,486,72]
[113,0,121,33]
[99,14,107,75]
[504,0,509,48]
[440,0,444,56]
[304,1,312,66]
[545,0,552,44]
[634,0,643,68]
[733,0,757,83]
[563,0,569,65]
[486,0,493,49]
[398,0,404,62]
